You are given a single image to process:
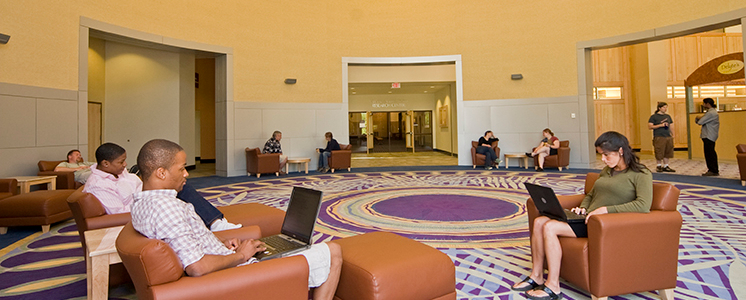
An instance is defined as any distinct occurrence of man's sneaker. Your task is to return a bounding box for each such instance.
[702,171,719,177]
[495,158,502,165]
[210,218,242,232]
[662,166,676,172]
[487,166,493,170]
[656,166,664,173]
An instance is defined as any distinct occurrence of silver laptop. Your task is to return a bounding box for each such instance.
[253,186,323,261]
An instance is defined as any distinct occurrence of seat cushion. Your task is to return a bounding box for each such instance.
[331,231,456,300]
[0,190,74,226]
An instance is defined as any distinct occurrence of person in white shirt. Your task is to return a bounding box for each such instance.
[84,142,240,231]
[131,139,342,299]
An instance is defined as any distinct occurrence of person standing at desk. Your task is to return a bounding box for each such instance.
[696,98,720,176]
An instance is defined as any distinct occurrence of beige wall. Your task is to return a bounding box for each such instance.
[435,86,455,154]
[87,37,105,103]
[2,1,745,103]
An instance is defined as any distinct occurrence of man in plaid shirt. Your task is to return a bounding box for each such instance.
[263,131,288,174]
[131,139,342,299]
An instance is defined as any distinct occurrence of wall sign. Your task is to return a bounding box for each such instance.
[717,60,744,75]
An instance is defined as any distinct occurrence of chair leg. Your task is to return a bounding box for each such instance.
[591,296,608,300]
[658,288,674,300]
[473,165,476,169]
[348,168,351,171]
[558,167,563,171]
[256,174,261,178]
[275,172,279,176]
[41,225,50,233]
[0,227,7,234]
[331,168,335,173]
[742,180,745,186]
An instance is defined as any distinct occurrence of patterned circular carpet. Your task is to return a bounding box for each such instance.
[1,169,745,299]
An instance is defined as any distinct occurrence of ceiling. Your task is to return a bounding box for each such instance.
[348,82,452,95]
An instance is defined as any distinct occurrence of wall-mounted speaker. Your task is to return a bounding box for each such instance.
[284,78,297,84]
[0,33,10,44]
[511,74,523,80]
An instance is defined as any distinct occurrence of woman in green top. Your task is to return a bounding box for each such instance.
[512,131,653,300]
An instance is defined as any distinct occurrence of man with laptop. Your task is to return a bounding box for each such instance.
[130,139,342,300]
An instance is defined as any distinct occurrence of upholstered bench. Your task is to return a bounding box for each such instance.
[331,231,456,300]
[0,189,74,234]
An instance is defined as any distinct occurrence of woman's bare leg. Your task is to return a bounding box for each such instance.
[512,216,551,289]
[526,220,576,297]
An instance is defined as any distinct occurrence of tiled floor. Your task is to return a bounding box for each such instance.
[188,150,741,180]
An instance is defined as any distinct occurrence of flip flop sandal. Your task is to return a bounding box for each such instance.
[525,285,564,300]
[511,277,541,292]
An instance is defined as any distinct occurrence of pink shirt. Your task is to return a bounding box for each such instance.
[83,164,143,214]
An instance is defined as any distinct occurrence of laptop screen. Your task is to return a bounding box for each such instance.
[281,186,323,243]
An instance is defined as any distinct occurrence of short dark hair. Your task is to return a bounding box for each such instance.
[656,102,667,113]
[95,143,126,164]
[67,149,80,158]
[703,98,715,107]
[484,130,492,136]
[325,132,333,138]
[137,139,184,181]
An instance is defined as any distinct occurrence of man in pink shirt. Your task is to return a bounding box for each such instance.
[84,142,240,231]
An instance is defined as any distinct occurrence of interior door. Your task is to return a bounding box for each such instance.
[366,111,373,154]
[87,102,102,161]
[405,110,414,153]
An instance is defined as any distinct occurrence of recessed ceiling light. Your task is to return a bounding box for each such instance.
[424,91,428,93]
[350,87,355,90]
[388,91,392,94]
[352,92,356,94]
[430,86,435,88]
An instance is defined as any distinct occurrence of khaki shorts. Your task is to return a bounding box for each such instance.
[653,136,674,160]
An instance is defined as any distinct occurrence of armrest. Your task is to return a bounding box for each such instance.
[557,147,570,166]
[86,213,132,231]
[151,255,309,300]
[587,211,682,294]
[38,171,75,189]
[257,153,280,164]
[213,225,262,241]
[0,179,18,195]
[527,194,584,234]
[557,194,584,209]
[331,149,351,159]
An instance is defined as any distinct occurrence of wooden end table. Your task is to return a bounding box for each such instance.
[504,153,530,169]
[286,157,311,174]
[84,226,124,300]
[11,175,57,194]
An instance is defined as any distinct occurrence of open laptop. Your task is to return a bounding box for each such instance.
[253,186,323,261]
[524,182,587,233]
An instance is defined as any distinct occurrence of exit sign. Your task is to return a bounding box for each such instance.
[391,82,401,88]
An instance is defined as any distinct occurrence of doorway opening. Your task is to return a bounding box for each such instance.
[349,111,433,153]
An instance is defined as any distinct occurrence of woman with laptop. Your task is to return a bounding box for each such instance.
[512,131,653,300]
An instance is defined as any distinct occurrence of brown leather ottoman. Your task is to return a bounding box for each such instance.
[331,231,456,300]
[0,189,74,234]
[217,203,286,236]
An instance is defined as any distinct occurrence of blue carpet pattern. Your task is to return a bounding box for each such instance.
[1,169,745,299]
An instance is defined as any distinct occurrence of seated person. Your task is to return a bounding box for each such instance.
[54,149,94,184]
[263,130,288,174]
[131,139,342,299]
[526,128,560,171]
[476,130,500,170]
[316,132,340,173]
[512,131,652,300]
[83,142,240,231]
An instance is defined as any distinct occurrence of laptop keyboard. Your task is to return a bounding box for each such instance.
[263,235,301,252]
[564,209,586,220]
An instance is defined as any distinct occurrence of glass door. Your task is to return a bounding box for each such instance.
[413,111,433,151]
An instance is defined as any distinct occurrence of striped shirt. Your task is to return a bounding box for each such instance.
[131,189,251,269]
[83,164,142,214]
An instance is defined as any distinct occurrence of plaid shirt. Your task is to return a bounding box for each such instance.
[262,137,282,154]
[131,189,235,269]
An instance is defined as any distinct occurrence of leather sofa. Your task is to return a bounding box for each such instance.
[38,160,81,190]
[245,147,281,178]
[0,179,18,201]
[526,172,682,300]
[471,141,501,168]
[329,144,352,173]
[533,140,570,171]
[737,144,746,186]
[117,222,310,300]
[0,189,74,234]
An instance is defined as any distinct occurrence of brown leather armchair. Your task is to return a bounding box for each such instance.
[116,222,310,300]
[471,141,501,168]
[533,140,570,171]
[526,173,682,300]
[38,160,81,190]
[245,148,280,178]
[329,144,352,173]
[0,179,18,201]
[737,144,746,186]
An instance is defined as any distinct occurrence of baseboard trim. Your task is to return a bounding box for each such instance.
[199,159,216,163]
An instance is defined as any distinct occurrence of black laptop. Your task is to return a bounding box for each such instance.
[524,182,587,235]
[253,186,323,261]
